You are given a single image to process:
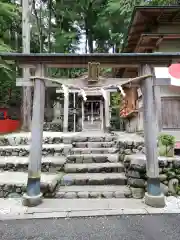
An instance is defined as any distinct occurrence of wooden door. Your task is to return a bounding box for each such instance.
[161,97,180,129]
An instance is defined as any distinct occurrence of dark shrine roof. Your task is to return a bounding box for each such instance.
[122,6,180,53]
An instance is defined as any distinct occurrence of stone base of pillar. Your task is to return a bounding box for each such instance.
[63,127,68,132]
[145,192,165,208]
[104,126,111,133]
[52,119,61,123]
[22,192,43,207]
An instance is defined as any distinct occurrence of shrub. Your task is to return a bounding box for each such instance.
[158,134,175,147]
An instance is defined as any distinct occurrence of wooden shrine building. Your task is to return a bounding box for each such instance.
[118,6,180,133]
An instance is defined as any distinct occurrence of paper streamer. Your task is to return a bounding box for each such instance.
[101,88,107,101]
[117,85,126,97]
[80,89,87,101]
[62,84,69,98]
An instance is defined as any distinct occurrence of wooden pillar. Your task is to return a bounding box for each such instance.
[45,88,53,122]
[140,64,165,208]
[23,64,45,207]
[63,89,69,132]
[73,92,76,132]
[91,101,93,124]
[100,100,104,131]
[154,86,162,133]
[21,0,32,131]
[105,91,110,132]
[81,100,84,130]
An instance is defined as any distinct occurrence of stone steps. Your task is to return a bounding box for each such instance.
[0,132,147,200]
[67,153,120,163]
[0,171,63,198]
[0,156,66,172]
[55,185,132,199]
[0,132,73,146]
[61,173,127,186]
[72,135,116,143]
[0,144,72,157]
[72,142,116,148]
[70,148,118,155]
[0,132,116,146]
[64,162,124,173]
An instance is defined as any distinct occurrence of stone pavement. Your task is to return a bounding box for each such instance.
[0,196,180,220]
[1,214,180,240]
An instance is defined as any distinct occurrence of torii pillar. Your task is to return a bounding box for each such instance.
[23,64,45,207]
[140,64,165,208]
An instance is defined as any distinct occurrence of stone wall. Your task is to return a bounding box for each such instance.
[43,123,62,132]
[0,158,65,173]
[0,135,69,146]
[0,181,57,198]
[117,140,145,161]
[0,145,71,157]
[124,155,180,198]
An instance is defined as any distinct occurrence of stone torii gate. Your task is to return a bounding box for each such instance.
[0,52,180,208]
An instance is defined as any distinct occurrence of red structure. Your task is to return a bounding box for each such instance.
[0,108,20,134]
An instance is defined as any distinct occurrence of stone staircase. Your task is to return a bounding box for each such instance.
[0,131,145,199]
[55,134,130,199]
[0,133,69,198]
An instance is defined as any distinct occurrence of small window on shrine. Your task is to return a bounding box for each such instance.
[7,109,19,120]
[0,111,5,120]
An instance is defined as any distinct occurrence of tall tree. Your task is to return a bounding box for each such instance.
[0,0,21,106]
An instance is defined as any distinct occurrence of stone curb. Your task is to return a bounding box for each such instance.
[1,207,180,221]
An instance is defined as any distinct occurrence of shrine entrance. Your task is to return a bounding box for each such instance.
[5,50,178,209]
[83,98,104,131]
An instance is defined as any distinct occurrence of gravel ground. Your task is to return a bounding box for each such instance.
[0,214,180,240]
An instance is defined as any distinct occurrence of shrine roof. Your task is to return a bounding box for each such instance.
[1,52,180,68]
[122,6,180,53]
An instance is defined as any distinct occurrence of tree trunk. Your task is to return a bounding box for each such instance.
[21,0,32,131]
[32,0,43,52]
[85,2,93,53]
[87,30,93,53]
[48,0,52,53]
[45,0,53,122]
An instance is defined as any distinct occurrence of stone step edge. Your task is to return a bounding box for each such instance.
[61,173,127,186]
[0,144,72,157]
[65,162,124,168]
[0,134,116,143]
[70,148,118,154]
[66,154,120,163]
[0,156,66,172]
[67,153,119,158]
[72,142,116,146]
[71,147,118,151]
[0,156,66,164]
[0,144,72,150]
[72,137,116,142]
[56,185,131,198]
[62,172,127,178]
[64,162,124,173]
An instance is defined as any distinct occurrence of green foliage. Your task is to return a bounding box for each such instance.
[0,0,21,106]
[158,134,175,157]
[167,170,176,179]
[111,92,121,107]
[158,134,175,147]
